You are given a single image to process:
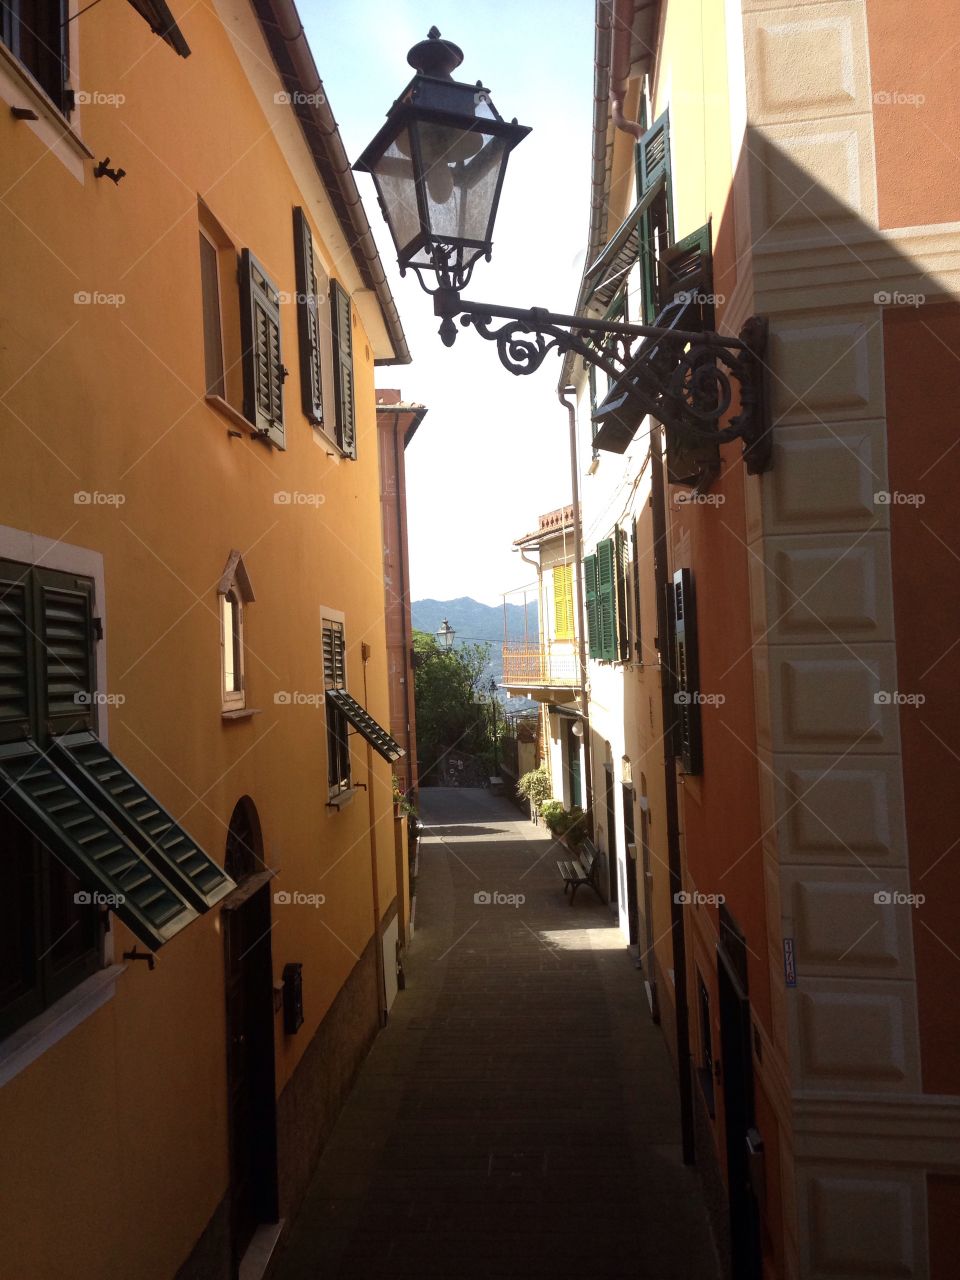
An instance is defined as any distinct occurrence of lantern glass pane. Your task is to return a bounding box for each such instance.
[372,127,423,256]
[417,123,508,247]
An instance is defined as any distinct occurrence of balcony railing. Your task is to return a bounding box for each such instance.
[502,643,579,687]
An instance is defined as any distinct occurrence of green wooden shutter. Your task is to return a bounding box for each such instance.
[36,567,96,739]
[657,222,713,324]
[631,519,642,660]
[293,208,324,426]
[596,539,617,662]
[637,109,671,325]
[240,248,285,449]
[639,109,670,194]
[330,280,356,459]
[615,528,630,662]
[672,568,703,775]
[0,744,197,951]
[584,554,600,659]
[0,560,34,743]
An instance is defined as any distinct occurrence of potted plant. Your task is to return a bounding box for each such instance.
[516,765,552,822]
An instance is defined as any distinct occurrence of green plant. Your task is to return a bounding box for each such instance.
[539,801,587,843]
[516,765,552,813]
[392,775,415,818]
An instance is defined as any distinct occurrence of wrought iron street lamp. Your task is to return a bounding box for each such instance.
[436,618,455,649]
[355,29,771,474]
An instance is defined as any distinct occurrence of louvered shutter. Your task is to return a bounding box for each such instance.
[36,567,96,738]
[292,208,324,425]
[330,280,356,459]
[657,222,713,328]
[584,554,600,659]
[0,744,197,951]
[52,733,235,910]
[639,109,670,194]
[596,539,617,662]
[0,560,34,743]
[615,528,630,661]
[672,568,703,775]
[553,564,573,640]
[240,248,285,449]
[631,519,642,660]
[323,623,346,689]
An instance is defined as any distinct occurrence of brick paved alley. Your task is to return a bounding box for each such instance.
[272,787,720,1280]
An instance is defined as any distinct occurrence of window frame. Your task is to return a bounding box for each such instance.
[217,551,254,715]
[1,0,71,115]
[198,226,226,399]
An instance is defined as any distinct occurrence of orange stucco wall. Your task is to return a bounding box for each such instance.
[0,3,399,1275]
[867,0,960,228]
[883,303,960,1096]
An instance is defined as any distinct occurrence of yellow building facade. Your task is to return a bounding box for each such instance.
[0,1,411,1276]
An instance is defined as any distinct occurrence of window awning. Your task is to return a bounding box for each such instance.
[582,175,665,311]
[326,690,405,762]
[126,0,191,57]
[51,733,235,911]
[0,734,236,950]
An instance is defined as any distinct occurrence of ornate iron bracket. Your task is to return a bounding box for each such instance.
[431,290,771,474]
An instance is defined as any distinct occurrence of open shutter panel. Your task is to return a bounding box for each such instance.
[639,109,670,195]
[596,539,617,662]
[326,689,405,762]
[553,564,572,640]
[615,528,630,661]
[583,554,600,659]
[240,248,285,449]
[37,568,96,738]
[672,568,703,775]
[292,208,324,426]
[0,743,197,950]
[657,222,713,326]
[0,561,33,743]
[330,280,356,459]
[51,732,235,910]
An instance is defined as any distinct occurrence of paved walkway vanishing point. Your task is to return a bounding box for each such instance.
[273,787,720,1280]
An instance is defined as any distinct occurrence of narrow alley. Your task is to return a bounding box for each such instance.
[274,788,720,1280]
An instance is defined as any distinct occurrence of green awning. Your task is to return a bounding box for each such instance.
[326,690,405,763]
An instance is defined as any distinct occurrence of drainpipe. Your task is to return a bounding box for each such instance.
[650,427,695,1165]
[361,644,388,1028]
[559,386,594,836]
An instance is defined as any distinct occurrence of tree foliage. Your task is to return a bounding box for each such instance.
[413,630,498,783]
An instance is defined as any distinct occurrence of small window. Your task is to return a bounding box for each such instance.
[199,230,226,397]
[1,0,70,112]
[322,619,351,797]
[217,551,255,713]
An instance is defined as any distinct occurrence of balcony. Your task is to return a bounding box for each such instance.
[501,644,579,703]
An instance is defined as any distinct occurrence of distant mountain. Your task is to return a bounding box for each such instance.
[411,596,539,709]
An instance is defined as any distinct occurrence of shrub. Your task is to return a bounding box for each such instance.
[516,766,552,813]
[539,802,587,843]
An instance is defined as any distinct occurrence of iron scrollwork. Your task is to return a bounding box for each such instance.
[435,294,771,474]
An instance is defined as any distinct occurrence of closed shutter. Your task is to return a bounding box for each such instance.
[596,538,617,662]
[553,564,573,640]
[330,280,356,459]
[584,554,600,659]
[638,110,670,194]
[322,622,346,689]
[0,560,33,743]
[240,248,285,449]
[292,208,324,425]
[672,568,703,775]
[631,519,642,660]
[36,568,96,738]
[615,528,630,662]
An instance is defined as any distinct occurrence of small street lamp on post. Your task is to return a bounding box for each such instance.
[436,618,455,650]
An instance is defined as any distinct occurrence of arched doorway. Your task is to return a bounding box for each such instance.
[222,797,279,1269]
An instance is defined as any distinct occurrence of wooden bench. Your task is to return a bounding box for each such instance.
[557,838,603,905]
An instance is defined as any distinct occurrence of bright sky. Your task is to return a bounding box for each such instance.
[303,0,595,606]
